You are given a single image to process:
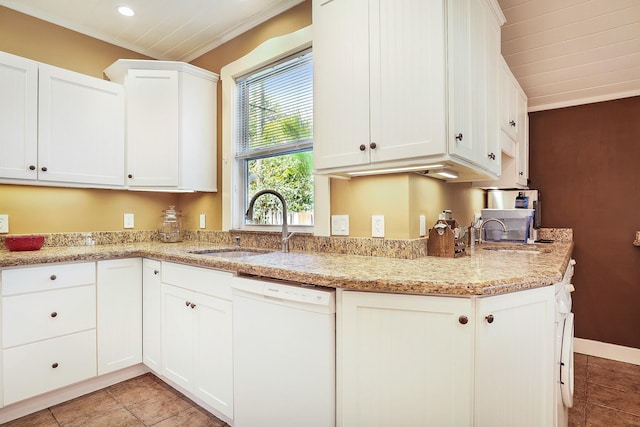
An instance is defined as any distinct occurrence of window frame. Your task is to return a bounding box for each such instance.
[221,26,329,235]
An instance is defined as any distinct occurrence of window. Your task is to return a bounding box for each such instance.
[235,49,314,227]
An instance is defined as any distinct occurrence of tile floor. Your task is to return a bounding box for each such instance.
[3,353,639,426]
[2,373,228,426]
[570,353,640,426]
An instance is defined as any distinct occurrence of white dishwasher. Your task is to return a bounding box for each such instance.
[232,274,336,427]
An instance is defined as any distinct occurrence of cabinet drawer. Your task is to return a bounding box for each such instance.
[2,262,96,295]
[3,329,97,405]
[161,262,232,300]
[2,285,96,348]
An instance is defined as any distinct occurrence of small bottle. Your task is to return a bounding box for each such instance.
[515,192,529,209]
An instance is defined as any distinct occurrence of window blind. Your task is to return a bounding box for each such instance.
[235,49,313,159]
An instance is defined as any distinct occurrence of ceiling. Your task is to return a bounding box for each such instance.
[1,0,638,112]
[499,0,640,111]
[0,0,305,63]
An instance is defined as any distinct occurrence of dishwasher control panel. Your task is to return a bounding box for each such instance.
[263,283,332,305]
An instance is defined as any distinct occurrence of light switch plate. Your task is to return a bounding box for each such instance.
[331,215,349,236]
[200,214,206,229]
[419,215,426,237]
[124,213,134,229]
[0,214,8,233]
[372,215,384,238]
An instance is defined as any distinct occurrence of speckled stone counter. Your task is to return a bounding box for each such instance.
[0,239,573,296]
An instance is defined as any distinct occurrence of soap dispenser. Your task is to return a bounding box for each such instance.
[159,205,182,243]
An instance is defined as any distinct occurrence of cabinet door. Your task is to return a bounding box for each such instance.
[125,69,179,188]
[369,0,447,164]
[38,63,125,186]
[179,72,218,192]
[3,285,96,348]
[97,258,142,375]
[0,51,38,180]
[515,88,529,186]
[482,1,502,175]
[475,286,555,427]
[501,58,519,140]
[312,0,370,170]
[449,0,502,174]
[3,330,97,405]
[161,283,194,390]
[448,0,475,164]
[339,291,473,427]
[142,259,162,374]
[193,292,233,418]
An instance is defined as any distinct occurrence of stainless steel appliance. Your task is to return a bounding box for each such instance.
[483,189,541,243]
[487,189,541,228]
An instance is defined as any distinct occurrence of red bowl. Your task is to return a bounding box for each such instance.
[4,236,45,251]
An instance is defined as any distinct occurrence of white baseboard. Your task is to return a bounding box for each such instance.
[574,338,640,366]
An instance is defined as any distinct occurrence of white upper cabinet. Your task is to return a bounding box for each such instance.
[476,56,529,188]
[313,0,447,171]
[38,64,125,186]
[105,60,219,192]
[0,52,124,187]
[313,0,505,181]
[0,51,38,180]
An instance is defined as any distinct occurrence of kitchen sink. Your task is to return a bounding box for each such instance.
[189,248,275,258]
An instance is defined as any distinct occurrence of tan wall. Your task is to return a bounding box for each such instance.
[0,1,483,238]
[331,174,485,239]
[0,185,177,233]
[0,6,150,78]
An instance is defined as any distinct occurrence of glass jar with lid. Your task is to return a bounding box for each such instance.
[159,205,182,242]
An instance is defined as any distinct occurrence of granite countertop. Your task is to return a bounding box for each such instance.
[0,240,573,296]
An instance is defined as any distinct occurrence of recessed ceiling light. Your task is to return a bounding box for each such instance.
[118,6,135,17]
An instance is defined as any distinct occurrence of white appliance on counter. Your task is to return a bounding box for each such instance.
[555,259,576,427]
[232,275,336,427]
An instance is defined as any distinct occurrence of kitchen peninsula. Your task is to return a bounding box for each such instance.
[0,232,572,296]
[0,231,573,426]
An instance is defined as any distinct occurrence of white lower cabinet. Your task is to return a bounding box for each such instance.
[1,262,98,406]
[97,258,142,375]
[339,291,474,426]
[474,287,555,426]
[160,262,233,420]
[339,285,555,427]
[142,259,162,374]
[3,330,97,405]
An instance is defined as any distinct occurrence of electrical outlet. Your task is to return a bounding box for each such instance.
[419,215,426,237]
[0,214,8,233]
[124,213,135,229]
[372,215,384,238]
[200,214,206,229]
[331,215,349,236]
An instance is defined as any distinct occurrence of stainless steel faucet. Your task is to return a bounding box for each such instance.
[478,218,508,244]
[245,189,294,253]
